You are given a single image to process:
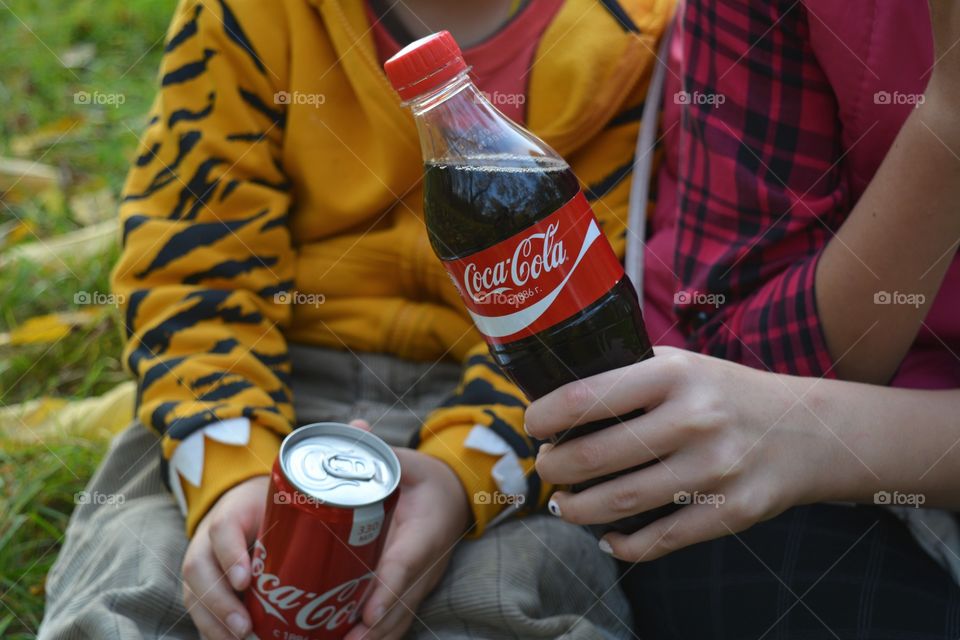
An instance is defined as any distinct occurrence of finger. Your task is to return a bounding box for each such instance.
[366,561,441,640]
[535,405,689,485]
[361,524,439,632]
[208,518,253,591]
[182,547,251,638]
[368,602,416,640]
[183,582,242,640]
[547,458,687,526]
[524,348,685,439]
[600,500,744,562]
[362,551,413,632]
[344,623,371,640]
[349,419,372,431]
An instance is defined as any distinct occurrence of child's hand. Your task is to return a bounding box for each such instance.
[182,474,268,639]
[180,419,376,639]
[346,448,471,640]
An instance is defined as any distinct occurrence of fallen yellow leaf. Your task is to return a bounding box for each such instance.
[0,308,103,347]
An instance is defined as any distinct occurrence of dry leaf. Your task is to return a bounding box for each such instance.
[10,116,85,157]
[0,308,103,347]
[0,219,35,250]
[0,381,135,446]
[0,156,60,196]
[0,219,117,270]
[69,186,116,226]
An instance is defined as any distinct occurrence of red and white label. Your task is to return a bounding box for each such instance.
[249,540,373,633]
[443,192,623,345]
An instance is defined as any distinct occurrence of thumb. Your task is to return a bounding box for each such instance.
[209,516,255,592]
[209,479,268,592]
[362,520,434,630]
[349,418,372,431]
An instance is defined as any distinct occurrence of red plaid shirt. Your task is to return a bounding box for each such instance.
[673,0,924,377]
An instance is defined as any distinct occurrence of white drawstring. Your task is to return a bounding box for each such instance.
[625,19,674,308]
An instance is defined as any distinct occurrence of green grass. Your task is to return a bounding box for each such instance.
[0,0,176,636]
[0,441,106,638]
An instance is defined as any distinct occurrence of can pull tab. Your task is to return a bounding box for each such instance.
[323,453,377,481]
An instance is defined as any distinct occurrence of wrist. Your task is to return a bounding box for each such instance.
[794,379,881,505]
[436,457,473,534]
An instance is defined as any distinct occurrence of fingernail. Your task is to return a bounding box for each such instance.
[598,538,614,555]
[547,497,561,517]
[523,421,531,436]
[226,611,249,637]
[536,442,553,460]
[228,565,247,590]
[373,604,386,622]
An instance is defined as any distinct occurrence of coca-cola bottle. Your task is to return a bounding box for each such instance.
[385,32,672,534]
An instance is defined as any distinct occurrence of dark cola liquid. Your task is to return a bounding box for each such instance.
[424,156,678,535]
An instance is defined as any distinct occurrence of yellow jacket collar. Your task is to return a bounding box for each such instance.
[306,0,673,156]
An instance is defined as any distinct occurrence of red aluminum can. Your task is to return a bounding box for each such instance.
[245,422,401,639]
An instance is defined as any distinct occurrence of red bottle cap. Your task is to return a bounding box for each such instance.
[384,31,468,101]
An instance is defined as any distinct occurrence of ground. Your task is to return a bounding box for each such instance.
[0,1,175,636]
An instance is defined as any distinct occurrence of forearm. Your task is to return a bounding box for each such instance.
[795,377,960,509]
[816,70,960,385]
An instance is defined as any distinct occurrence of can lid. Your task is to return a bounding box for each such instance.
[384,30,467,101]
[280,423,400,508]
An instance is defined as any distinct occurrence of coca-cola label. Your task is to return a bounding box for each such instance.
[248,540,373,635]
[443,191,624,344]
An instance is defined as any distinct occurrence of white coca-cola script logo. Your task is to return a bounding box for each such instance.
[462,222,568,304]
[249,540,374,631]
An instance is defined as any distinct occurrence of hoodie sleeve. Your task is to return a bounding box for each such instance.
[415,343,545,536]
[111,0,295,536]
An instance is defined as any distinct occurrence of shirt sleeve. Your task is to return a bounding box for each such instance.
[674,0,845,377]
[111,0,294,536]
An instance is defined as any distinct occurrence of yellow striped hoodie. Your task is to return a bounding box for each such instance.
[111,0,673,536]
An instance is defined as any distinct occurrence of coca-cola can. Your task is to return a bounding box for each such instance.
[245,422,401,639]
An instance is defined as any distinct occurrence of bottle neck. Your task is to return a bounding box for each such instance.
[407,71,476,117]
[407,71,555,166]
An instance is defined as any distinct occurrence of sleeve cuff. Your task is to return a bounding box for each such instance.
[167,419,283,536]
[417,424,533,537]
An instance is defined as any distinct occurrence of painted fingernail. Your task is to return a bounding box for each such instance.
[226,611,249,637]
[548,497,561,517]
[598,538,614,555]
[228,565,247,589]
